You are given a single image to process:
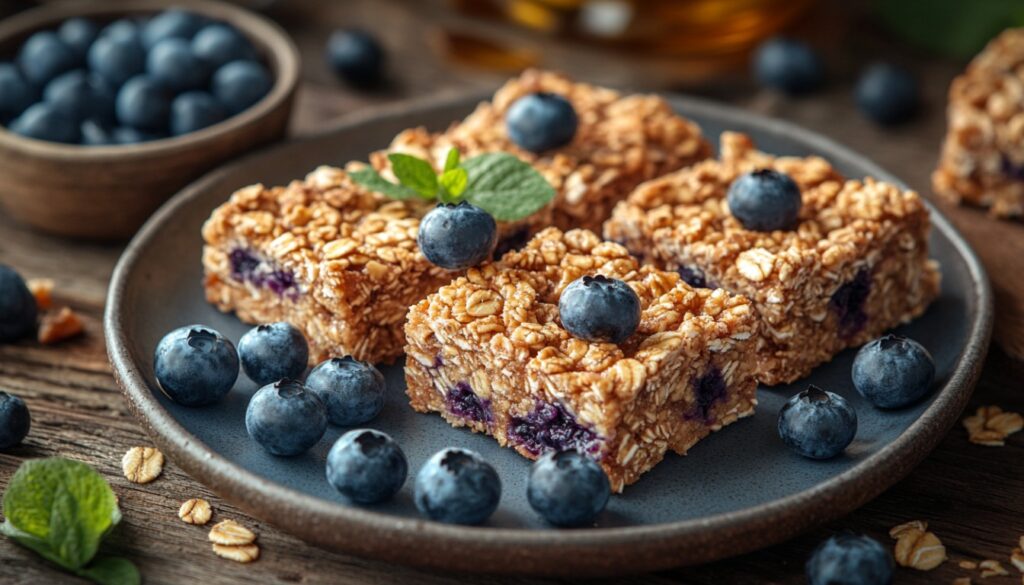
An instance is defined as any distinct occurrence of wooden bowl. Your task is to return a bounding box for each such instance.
[0,0,299,239]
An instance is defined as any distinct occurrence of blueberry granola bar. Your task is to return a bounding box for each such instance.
[403,228,759,491]
[933,28,1024,219]
[604,132,940,385]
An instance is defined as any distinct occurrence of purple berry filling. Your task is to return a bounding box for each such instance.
[829,269,871,338]
[445,382,492,424]
[677,265,709,289]
[229,248,298,299]
[1001,155,1024,181]
[685,367,727,421]
[432,354,445,368]
[508,401,601,457]
[492,227,531,260]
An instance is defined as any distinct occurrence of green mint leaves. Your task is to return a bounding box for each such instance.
[350,148,555,221]
[1,458,140,585]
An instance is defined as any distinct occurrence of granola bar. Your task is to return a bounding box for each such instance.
[933,28,1024,219]
[403,228,759,491]
[604,132,941,385]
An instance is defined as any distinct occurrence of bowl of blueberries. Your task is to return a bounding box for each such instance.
[0,0,299,239]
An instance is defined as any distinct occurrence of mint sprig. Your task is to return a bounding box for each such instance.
[351,148,555,221]
[1,458,140,585]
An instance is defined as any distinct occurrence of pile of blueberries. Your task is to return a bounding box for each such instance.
[0,9,272,145]
[152,321,611,527]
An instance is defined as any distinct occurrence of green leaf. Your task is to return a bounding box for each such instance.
[873,0,1024,58]
[438,168,468,202]
[77,556,141,585]
[387,153,438,198]
[443,148,460,172]
[349,167,420,200]
[460,153,556,221]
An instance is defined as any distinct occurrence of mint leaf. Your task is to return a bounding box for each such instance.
[438,168,468,202]
[443,148,460,172]
[873,0,1024,58]
[78,556,141,585]
[461,153,556,221]
[388,153,438,198]
[349,167,420,200]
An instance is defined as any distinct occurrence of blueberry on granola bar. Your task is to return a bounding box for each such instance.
[727,169,802,231]
[154,325,239,406]
[415,448,501,525]
[326,429,407,504]
[852,334,935,409]
[505,92,578,153]
[417,202,497,270]
[306,356,386,426]
[558,274,640,344]
[806,533,893,585]
[527,449,610,527]
[245,378,327,456]
[778,385,857,460]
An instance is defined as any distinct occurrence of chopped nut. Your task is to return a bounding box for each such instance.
[1013,547,1024,573]
[208,520,256,546]
[27,278,54,310]
[963,405,1024,446]
[212,543,260,563]
[891,520,947,571]
[960,560,979,569]
[38,306,84,344]
[178,498,212,525]
[121,446,164,484]
[980,559,1009,578]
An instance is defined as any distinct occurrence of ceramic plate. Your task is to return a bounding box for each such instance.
[105,93,992,576]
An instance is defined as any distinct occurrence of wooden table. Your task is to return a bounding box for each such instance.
[1,1,1022,583]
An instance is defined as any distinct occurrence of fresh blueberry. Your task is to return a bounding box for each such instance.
[326,429,407,504]
[753,37,824,95]
[807,533,894,585]
[416,202,497,270]
[112,126,164,144]
[0,63,35,120]
[169,90,225,136]
[192,24,256,70]
[414,448,501,525]
[100,19,142,44]
[506,92,578,152]
[527,450,610,527]
[44,69,116,124]
[211,60,272,115]
[116,75,170,131]
[17,31,77,86]
[852,334,935,409]
[80,119,113,145]
[153,325,239,406]
[558,274,640,344]
[238,322,309,386]
[88,34,145,87]
[141,9,205,50]
[245,378,327,456]
[0,391,30,450]
[727,169,803,231]
[0,265,37,343]
[778,385,857,460]
[58,18,100,59]
[855,63,919,126]
[326,29,385,88]
[147,38,210,92]
[10,103,80,143]
[305,356,386,426]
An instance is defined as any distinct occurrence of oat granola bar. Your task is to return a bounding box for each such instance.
[933,28,1024,219]
[403,228,759,491]
[604,132,941,385]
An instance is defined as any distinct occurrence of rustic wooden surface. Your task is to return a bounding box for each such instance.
[1,1,1023,583]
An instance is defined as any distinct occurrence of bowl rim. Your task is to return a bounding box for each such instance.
[0,0,300,159]
[104,91,994,575]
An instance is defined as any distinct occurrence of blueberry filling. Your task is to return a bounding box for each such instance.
[1000,155,1024,181]
[228,248,298,298]
[492,227,531,260]
[686,367,727,421]
[432,354,445,368]
[677,265,709,288]
[445,382,492,424]
[508,401,601,457]
[829,269,871,338]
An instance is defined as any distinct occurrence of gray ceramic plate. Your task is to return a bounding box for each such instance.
[105,93,993,576]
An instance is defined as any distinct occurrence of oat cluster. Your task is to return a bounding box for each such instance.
[890,520,947,571]
[962,405,1023,446]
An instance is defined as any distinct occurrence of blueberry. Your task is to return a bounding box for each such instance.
[141,9,205,50]
[80,119,113,145]
[527,450,610,527]
[0,391,30,450]
[855,63,919,126]
[807,533,894,585]
[326,429,407,504]
[505,92,578,152]
[414,448,501,525]
[18,31,77,86]
[753,37,824,95]
[147,38,210,92]
[10,103,80,144]
[112,126,164,144]
[852,334,935,409]
[727,169,803,231]
[116,75,170,131]
[238,322,309,386]
[0,265,37,343]
[169,90,225,136]
[58,18,100,59]
[558,274,640,344]
[326,29,385,88]
[305,356,386,426]
[192,24,257,70]
[153,325,239,406]
[43,69,116,124]
[211,60,272,115]
[416,202,497,270]
[88,34,145,87]
[0,63,35,120]
[100,19,142,44]
[778,385,857,460]
[245,378,327,456]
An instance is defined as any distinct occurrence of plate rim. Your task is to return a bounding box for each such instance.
[104,91,994,576]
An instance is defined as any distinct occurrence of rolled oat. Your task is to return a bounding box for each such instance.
[121,446,164,484]
[178,498,212,525]
[890,520,947,571]
[963,405,1024,446]
[212,543,260,563]
[208,520,256,546]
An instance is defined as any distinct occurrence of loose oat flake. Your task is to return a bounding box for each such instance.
[960,560,979,570]
[208,519,256,546]
[121,446,164,484]
[1012,545,1024,573]
[980,559,1009,578]
[963,406,1024,446]
[178,498,212,525]
[890,520,947,571]
[212,543,260,563]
